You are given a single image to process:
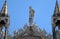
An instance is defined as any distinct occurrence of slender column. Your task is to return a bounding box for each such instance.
[4,26,8,39]
[52,26,57,39]
[0,28,3,39]
[0,28,2,33]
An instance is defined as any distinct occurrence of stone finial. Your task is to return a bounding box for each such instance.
[1,0,8,16]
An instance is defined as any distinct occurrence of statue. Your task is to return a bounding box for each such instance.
[29,6,35,26]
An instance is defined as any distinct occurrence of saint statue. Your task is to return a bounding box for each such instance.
[29,6,35,26]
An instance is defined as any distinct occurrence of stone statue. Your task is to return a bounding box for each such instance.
[29,6,35,26]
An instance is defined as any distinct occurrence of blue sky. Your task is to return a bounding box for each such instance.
[0,0,60,35]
